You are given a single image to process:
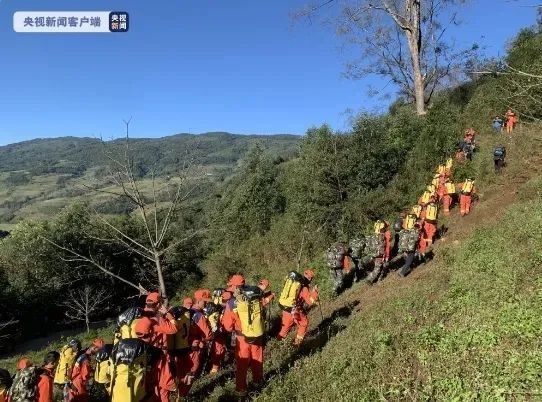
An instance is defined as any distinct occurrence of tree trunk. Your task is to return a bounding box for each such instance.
[405,0,426,116]
[154,252,168,302]
[86,316,90,333]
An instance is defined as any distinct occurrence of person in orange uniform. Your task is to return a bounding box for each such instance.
[277,270,319,346]
[505,109,517,134]
[366,221,392,284]
[68,339,103,402]
[137,292,178,402]
[422,195,438,248]
[222,275,271,398]
[176,290,212,398]
[441,177,455,215]
[37,352,60,402]
[458,178,476,217]
[208,290,229,375]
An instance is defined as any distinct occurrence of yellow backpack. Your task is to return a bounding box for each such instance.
[445,182,456,194]
[53,345,77,385]
[110,339,160,402]
[278,271,307,310]
[114,307,143,344]
[403,214,417,230]
[420,191,432,204]
[431,175,440,188]
[426,203,438,221]
[94,344,113,385]
[462,179,474,194]
[437,165,447,175]
[212,288,225,305]
[411,205,422,218]
[374,220,385,234]
[446,158,453,170]
[234,286,264,341]
[203,303,223,333]
[167,307,191,353]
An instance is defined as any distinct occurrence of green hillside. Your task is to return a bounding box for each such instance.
[0,133,300,226]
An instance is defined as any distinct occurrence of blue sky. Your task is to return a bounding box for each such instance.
[0,0,537,146]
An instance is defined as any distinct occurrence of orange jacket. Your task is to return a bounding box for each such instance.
[37,369,54,402]
[147,313,178,350]
[189,308,213,349]
[296,287,319,310]
[70,354,91,397]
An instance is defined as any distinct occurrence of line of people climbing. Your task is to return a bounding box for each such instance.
[326,144,478,294]
[0,270,320,402]
[0,123,504,402]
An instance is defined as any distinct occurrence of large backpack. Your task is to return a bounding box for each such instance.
[212,288,225,305]
[494,146,506,160]
[325,243,346,269]
[94,344,113,385]
[349,237,366,260]
[278,271,307,310]
[9,367,39,402]
[110,339,160,402]
[445,182,456,194]
[411,205,422,218]
[167,307,191,354]
[53,345,77,385]
[234,286,265,342]
[426,203,438,221]
[398,229,420,253]
[403,214,416,230]
[115,307,143,343]
[462,179,474,194]
[420,191,432,204]
[365,233,386,258]
[203,303,223,333]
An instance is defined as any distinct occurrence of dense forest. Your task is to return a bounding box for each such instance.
[1,25,541,351]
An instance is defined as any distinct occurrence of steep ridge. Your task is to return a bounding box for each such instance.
[196,126,542,400]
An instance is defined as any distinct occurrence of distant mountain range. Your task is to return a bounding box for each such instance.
[0,132,301,226]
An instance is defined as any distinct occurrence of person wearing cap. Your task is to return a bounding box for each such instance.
[366,220,392,284]
[208,290,231,375]
[37,352,60,402]
[277,270,319,346]
[67,338,103,402]
[221,277,267,398]
[176,289,212,398]
[135,294,178,402]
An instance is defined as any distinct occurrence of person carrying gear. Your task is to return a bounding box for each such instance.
[397,222,422,277]
[54,339,81,402]
[0,368,11,402]
[349,237,368,281]
[9,357,39,402]
[222,281,272,398]
[411,204,422,219]
[110,334,162,402]
[458,178,476,217]
[277,270,319,346]
[492,116,503,134]
[445,157,453,175]
[205,289,227,375]
[136,292,178,402]
[325,243,348,294]
[423,196,439,248]
[494,145,506,174]
[442,178,456,215]
[176,289,212,398]
[37,352,60,402]
[505,109,517,135]
[93,343,113,401]
[392,213,405,258]
[366,220,392,284]
[67,338,103,402]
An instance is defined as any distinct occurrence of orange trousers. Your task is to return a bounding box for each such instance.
[235,335,264,394]
[460,194,472,216]
[424,222,437,245]
[175,350,203,397]
[210,333,227,372]
[442,194,452,214]
[277,309,309,343]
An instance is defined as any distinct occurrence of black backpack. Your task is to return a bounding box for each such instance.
[494,146,506,160]
[0,368,12,389]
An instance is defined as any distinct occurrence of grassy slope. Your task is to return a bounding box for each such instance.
[2,127,541,401]
[245,127,542,401]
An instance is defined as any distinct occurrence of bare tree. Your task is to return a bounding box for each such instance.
[295,0,477,115]
[44,119,204,301]
[62,285,111,333]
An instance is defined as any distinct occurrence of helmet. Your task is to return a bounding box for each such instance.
[68,339,82,351]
